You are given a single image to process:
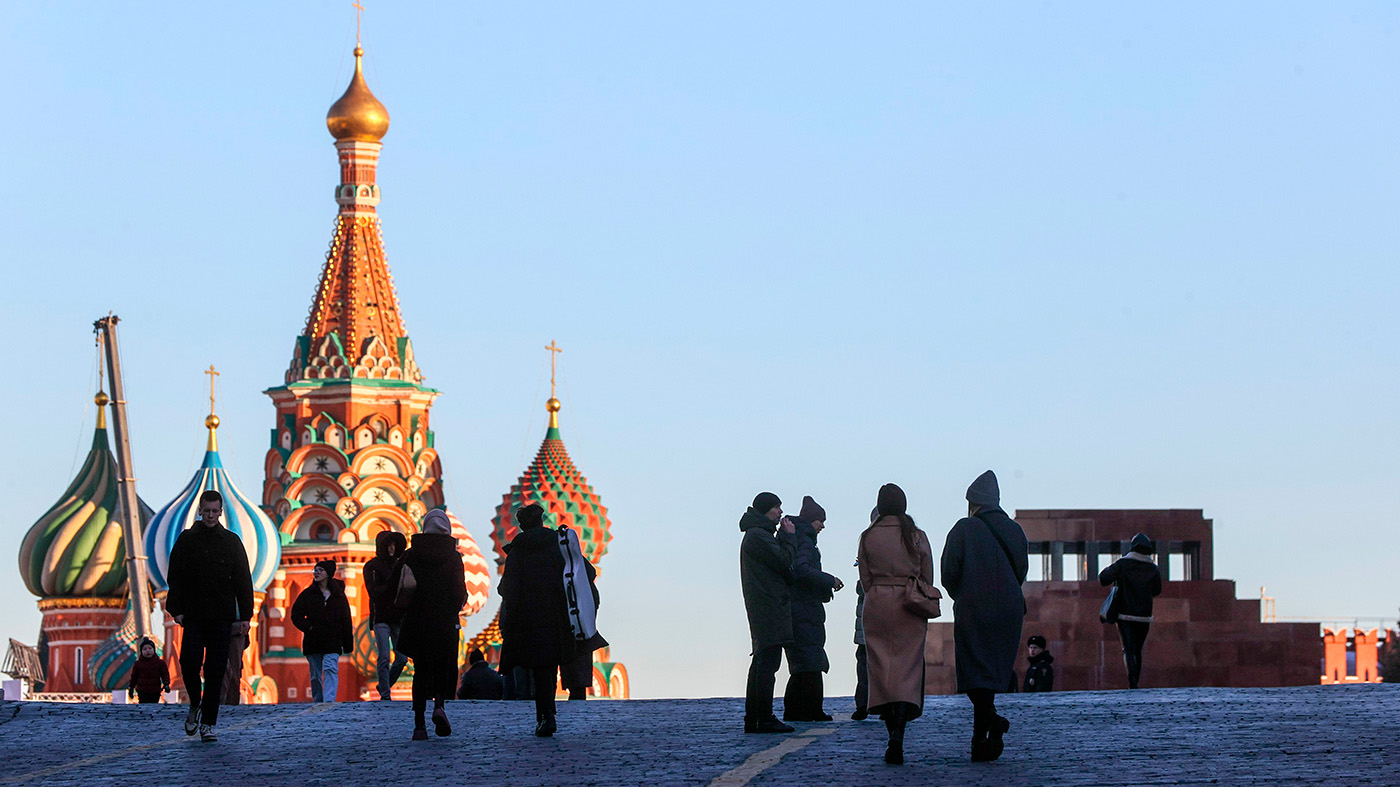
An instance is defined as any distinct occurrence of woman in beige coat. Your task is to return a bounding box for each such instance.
[857,483,935,765]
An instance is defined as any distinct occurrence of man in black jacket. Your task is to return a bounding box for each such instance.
[1022,635,1054,692]
[1099,533,1163,689]
[165,490,254,742]
[457,649,505,700]
[739,491,797,734]
[363,531,409,700]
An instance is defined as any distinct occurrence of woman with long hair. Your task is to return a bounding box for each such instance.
[857,483,935,765]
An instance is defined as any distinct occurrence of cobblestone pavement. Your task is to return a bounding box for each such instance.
[0,685,1394,786]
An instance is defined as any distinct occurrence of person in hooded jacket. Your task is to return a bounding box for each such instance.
[1022,635,1054,692]
[782,495,843,722]
[397,509,468,740]
[941,470,1029,763]
[363,530,409,700]
[457,648,505,700]
[290,559,354,702]
[739,491,798,734]
[859,483,934,765]
[128,637,170,704]
[1099,533,1163,690]
[499,503,576,737]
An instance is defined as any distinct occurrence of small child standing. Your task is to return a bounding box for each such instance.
[128,637,171,704]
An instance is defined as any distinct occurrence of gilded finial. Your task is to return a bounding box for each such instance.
[94,390,109,429]
[326,7,389,143]
[545,341,563,429]
[204,365,221,451]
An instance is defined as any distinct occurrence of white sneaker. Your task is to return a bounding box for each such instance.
[199,724,217,742]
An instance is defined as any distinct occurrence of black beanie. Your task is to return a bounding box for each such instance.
[315,559,337,577]
[1028,635,1047,649]
[751,492,781,514]
[517,503,545,529]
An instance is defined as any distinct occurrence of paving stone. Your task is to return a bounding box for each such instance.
[0,685,1394,785]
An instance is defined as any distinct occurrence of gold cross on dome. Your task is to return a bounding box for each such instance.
[204,365,220,416]
[545,340,562,399]
[353,1,365,46]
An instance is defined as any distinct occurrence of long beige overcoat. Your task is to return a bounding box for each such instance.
[857,516,934,717]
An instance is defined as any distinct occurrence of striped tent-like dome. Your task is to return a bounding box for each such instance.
[18,394,154,599]
[145,415,281,592]
[446,510,492,616]
[490,396,612,572]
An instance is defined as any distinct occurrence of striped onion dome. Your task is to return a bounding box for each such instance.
[145,415,281,592]
[88,604,159,690]
[18,394,154,599]
[445,510,492,616]
[490,397,611,572]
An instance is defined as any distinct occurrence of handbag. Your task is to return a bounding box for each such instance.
[1099,584,1120,624]
[393,564,417,611]
[903,576,942,620]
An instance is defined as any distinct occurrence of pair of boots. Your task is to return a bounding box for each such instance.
[413,702,451,740]
[970,714,1010,761]
[744,714,794,734]
[535,710,557,737]
[883,717,906,765]
[782,672,832,722]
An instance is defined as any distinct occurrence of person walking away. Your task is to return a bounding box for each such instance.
[1099,533,1162,689]
[558,524,608,700]
[364,530,410,700]
[457,649,505,700]
[1022,635,1054,693]
[500,503,576,736]
[940,470,1029,762]
[739,492,798,734]
[851,506,879,721]
[128,637,169,704]
[164,490,254,742]
[858,483,936,765]
[783,496,842,722]
[396,509,468,739]
[291,560,354,702]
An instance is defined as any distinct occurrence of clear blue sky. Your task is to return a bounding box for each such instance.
[3,3,1397,698]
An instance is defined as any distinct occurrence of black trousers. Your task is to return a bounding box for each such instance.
[561,649,594,700]
[744,645,784,718]
[179,620,232,726]
[782,671,825,719]
[412,637,459,720]
[1117,621,1151,689]
[854,644,869,713]
[532,666,558,718]
[967,688,1000,735]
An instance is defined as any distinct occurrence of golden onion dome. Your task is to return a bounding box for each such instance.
[326,47,390,142]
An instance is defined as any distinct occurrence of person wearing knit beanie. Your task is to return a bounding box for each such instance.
[751,492,782,517]
[783,495,843,723]
[738,490,797,734]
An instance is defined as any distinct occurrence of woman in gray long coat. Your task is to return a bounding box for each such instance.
[858,483,934,765]
[940,470,1028,762]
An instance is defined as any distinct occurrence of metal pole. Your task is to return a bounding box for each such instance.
[94,314,154,639]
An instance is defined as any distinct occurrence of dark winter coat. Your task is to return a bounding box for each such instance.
[739,509,797,653]
[940,508,1029,693]
[1099,554,1163,621]
[1023,651,1054,692]
[456,661,505,700]
[853,580,865,646]
[786,518,838,673]
[394,532,468,661]
[165,522,255,623]
[363,531,408,626]
[128,654,170,694]
[499,526,576,671]
[291,578,354,655]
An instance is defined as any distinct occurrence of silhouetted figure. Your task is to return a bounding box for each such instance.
[500,503,576,737]
[166,489,254,743]
[558,523,608,700]
[783,496,843,722]
[1099,533,1162,689]
[941,471,1028,763]
[851,507,879,722]
[457,649,505,700]
[739,492,798,734]
[397,509,468,739]
[363,530,409,700]
[859,484,936,765]
[1022,635,1054,693]
[291,559,354,703]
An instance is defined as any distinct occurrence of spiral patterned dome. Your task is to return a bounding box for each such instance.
[18,403,154,599]
[350,618,476,682]
[491,399,611,572]
[88,605,158,691]
[446,510,491,616]
[145,419,281,592]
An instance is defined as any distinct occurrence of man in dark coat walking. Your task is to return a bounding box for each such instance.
[941,470,1029,762]
[499,503,576,737]
[397,509,468,740]
[363,530,409,700]
[165,489,254,742]
[1099,533,1163,689]
[783,496,842,722]
[739,491,798,734]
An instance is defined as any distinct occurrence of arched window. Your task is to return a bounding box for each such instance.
[312,522,337,542]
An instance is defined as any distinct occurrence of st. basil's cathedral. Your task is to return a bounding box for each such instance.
[15,43,628,702]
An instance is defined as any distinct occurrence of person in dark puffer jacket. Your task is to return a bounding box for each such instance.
[291,559,354,702]
[128,637,170,704]
[363,530,409,700]
[782,496,843,722]
[398,509,468,740]
[1099,533,1163,689]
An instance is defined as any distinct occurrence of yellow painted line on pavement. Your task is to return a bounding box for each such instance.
[708,727,839,787]
[0,703,333,784]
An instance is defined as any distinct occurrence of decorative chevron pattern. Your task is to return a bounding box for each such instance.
[446,511,492,616]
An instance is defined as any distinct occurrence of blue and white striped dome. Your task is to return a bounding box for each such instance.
[146,422,281,592]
